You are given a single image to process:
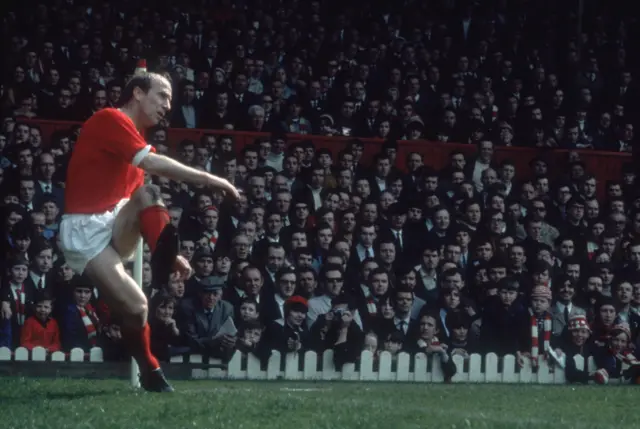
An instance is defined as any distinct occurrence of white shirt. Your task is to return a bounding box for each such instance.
[356,243,374,262]
[181,105,197,129]
[275,294,286,319]
[39,180,53,194]
[394,315,411,334]
[415,265,437,291]
[472,160,490,192]
[265,152,284,172]
[310,187,322,210]
[30,272,45,289]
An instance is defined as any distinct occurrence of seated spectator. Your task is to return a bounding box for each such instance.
[19,290,61,352]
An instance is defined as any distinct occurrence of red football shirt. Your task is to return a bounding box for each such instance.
[64,108,156,214]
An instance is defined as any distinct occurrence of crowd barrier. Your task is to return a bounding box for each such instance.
[0,346,606,385]
[29,119,630,200]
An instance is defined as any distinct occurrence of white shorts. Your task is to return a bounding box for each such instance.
[58,199,130,274]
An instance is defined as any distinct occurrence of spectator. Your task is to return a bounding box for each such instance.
[19,290,61,352]
[264,295,310,354]
[181,276,236,360]
[61,276,100,352]
[4,0,640,387]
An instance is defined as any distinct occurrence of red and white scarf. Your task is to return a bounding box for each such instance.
[530,309,552,364]
[586,241,598,260]
[359,287,376,315]
[417,336,441,349]
[206,231,218,251]
[11,284,26,326]
[78,305,99,345]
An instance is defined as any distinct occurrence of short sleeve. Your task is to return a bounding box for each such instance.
[132,144,157,166]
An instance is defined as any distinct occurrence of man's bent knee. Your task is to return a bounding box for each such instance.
[132,184,164,209]
[121,298,148,328]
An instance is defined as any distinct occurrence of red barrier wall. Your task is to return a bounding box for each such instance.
[29,119,630,198]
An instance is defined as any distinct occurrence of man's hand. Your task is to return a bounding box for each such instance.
[221,334,236,349]
[451,348,469,358]
[287,337,301,352]
[209,176,241,200]
[340,311,354,328]
[1,301,11,320]
[426,343,448,355]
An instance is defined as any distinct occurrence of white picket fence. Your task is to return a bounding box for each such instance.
[0,346,601,384]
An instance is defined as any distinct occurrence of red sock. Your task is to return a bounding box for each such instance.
[139,206,170,252]
[122,323,160,372]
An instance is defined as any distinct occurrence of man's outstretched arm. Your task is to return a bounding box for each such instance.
[139,152,240,197]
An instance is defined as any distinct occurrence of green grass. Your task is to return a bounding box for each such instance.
[0,377,638,429]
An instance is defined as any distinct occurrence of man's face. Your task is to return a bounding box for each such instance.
[18,149,33,168]
[267,248,285,271]
[19,180,35,202]
[376,158,390,178]
[39,154,56,179]
[395,292,413,314]
[201,208,219,232]
[201,290,221,310]
[359,226,376,247]
[243,268,263,296]
[137,76,172,127]
[277,273,296,298]
[35,249,53,273]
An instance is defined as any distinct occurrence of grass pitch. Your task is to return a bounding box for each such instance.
[0,377,638,429]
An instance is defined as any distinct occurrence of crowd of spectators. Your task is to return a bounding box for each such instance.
[2,0,640,384]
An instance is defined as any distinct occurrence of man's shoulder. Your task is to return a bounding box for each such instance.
[89,108,122,121]
[218,299,234,313]
[83,108,128,131]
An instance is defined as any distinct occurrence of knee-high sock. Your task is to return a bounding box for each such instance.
[139,206,170,252]
[122,323,160,372]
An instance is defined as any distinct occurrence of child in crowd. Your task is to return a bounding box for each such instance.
[149,292,184,362]
[20,291,61,352]
[593,323,640,384]
[556,315,596,383]
[1,257,33,347]
[61,277,100,352]
[518,285,553,368]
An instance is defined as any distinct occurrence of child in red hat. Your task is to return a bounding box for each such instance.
[555,315,596,383]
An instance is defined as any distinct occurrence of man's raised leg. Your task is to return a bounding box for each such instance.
[112,184,183,286]
[111,184,170,257]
